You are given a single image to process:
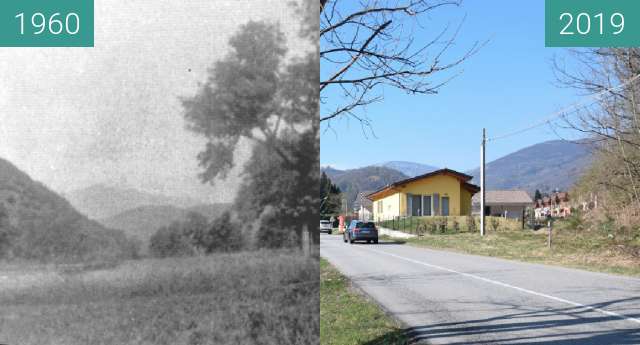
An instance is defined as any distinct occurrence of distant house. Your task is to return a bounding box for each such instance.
[534,191,571,218]
[368,168,480,221]
[353,191,373,221]
[472,190,533,220]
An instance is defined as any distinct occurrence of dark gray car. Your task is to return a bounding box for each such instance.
[343,220,378,244]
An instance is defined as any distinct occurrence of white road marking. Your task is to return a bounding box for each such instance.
[357,245,640,325]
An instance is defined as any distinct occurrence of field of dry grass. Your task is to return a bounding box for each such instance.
[0,251,319,345]
[402,220,640,277]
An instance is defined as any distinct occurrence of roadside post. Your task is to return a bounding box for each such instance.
[547,214,553,248]
[302,225,310,257]
[480,128,486,236]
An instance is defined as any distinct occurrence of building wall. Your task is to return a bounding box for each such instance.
[460,187,473,216]
[358,207,372,221]
[487,205,526,220]
[373,192,401,221]
[397,174,463,216]
[372,174,474,219]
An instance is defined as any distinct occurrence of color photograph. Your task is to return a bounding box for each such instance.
[320,1,640,344]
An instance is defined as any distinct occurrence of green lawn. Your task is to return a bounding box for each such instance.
[399,225,640,277]
[320,258,407,345]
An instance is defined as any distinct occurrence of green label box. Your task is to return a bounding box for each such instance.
[0,0,93,47]
[546,0,640,47]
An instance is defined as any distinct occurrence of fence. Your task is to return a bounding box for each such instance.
[374,215,522,236]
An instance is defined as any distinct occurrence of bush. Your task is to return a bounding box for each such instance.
[490,217,500,232]
[195,211,243,253]
[253,206,300,249]
[150,211,246,258]
[452,219,460,233]
[149,221,195,258]
[466,215,477,233]
[421,218,438,234]
[434,216,448,233]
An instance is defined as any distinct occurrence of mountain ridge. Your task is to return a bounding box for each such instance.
[321,165,408,208]
[375,161,439,177]
[322,140,593,207]
[466,140,593,193]
[65,184,206,220]
[0,157,135,261]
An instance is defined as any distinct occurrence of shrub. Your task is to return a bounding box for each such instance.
[452,219,460,233]
[198,211,243,253]
[422,218,438,234]
[466,215,477,233]
[149,221,195,258]
[150,211,247,258]
[253,206,299,249]
[434,216,448,233]
[490,217,500,232]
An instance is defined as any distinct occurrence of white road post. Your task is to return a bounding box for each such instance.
[480,128,486,237]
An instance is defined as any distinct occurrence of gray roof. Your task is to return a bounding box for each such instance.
[472,190,533,206]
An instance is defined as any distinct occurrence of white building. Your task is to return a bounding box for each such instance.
[353,191,373,221]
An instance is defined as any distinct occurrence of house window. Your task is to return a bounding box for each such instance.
[422,195,432,216]
[442,196,450,216]
[377,200,383,213]
[411,194,422,216]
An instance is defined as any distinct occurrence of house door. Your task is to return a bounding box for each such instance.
[422,195,432,216]
[433,193,440,215]
[441,197,450,216]
[411,195,422,216]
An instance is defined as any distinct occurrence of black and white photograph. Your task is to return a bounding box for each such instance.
[0,1,318,344]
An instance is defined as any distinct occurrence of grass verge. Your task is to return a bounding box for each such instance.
[0,251,319,345]
[397,226,640,277]
[320,258,407,345]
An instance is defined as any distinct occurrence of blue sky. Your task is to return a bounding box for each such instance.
[320,0,584,171]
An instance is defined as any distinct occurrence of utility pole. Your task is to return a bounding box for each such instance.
[480,128,486,236]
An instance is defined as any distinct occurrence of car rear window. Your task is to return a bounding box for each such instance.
[320,220,330,224]
[360,222,375,228]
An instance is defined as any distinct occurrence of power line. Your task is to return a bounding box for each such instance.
[487,73,640,142]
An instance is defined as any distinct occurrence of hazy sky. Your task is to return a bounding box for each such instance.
[0,0,303,203]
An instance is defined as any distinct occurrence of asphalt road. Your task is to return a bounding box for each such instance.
[320,233,640,344]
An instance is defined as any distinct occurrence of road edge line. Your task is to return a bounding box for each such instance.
[359,245,640,326]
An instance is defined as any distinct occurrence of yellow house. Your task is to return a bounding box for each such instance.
[368,169,480,221]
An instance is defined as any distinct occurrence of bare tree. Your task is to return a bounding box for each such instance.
[554,49,640,220]
[320,0,481,125]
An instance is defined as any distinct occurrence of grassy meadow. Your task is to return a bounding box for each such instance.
[0,251,319,345]
[390,217,640,277]
[320,259,407,345]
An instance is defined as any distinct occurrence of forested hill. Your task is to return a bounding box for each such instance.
[467,140,593,193]
[321,166,408,208]
[0,158,136,261]
[98,203,230,250]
